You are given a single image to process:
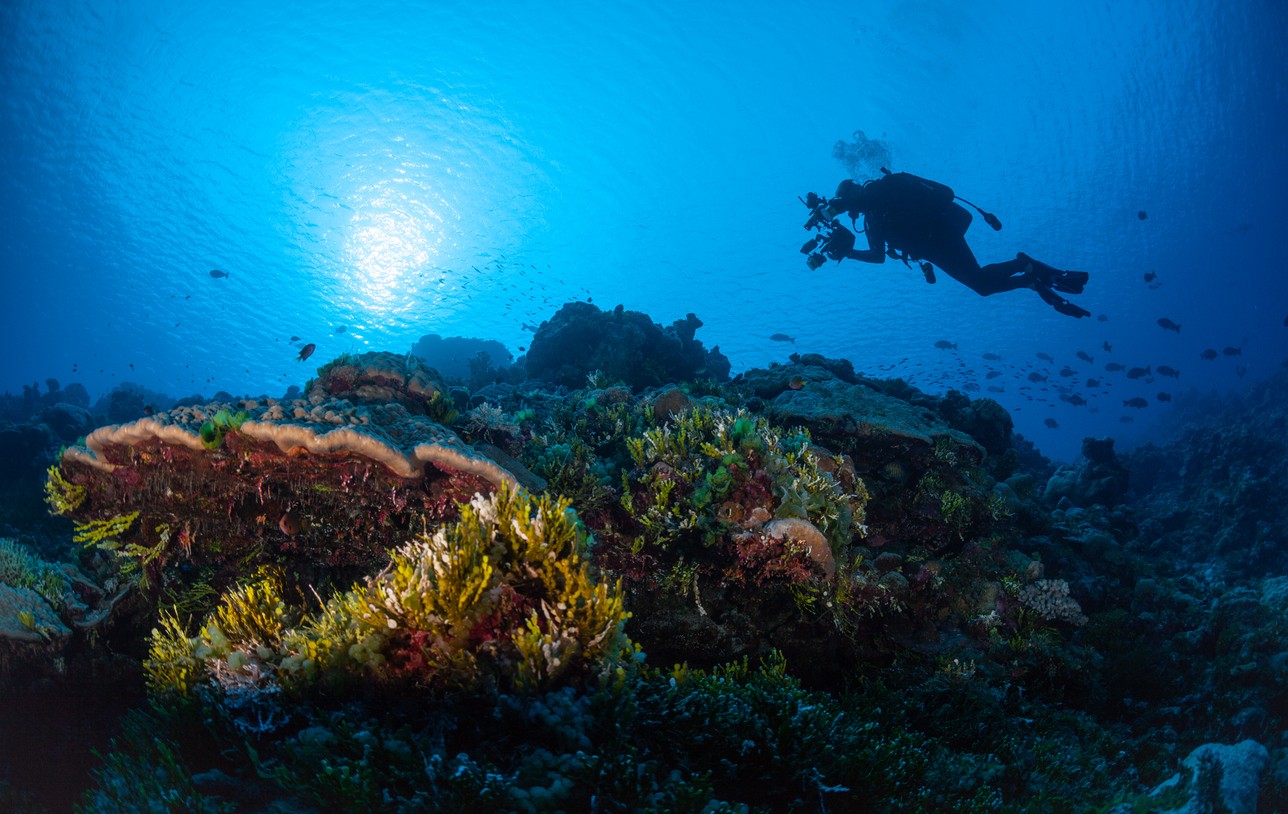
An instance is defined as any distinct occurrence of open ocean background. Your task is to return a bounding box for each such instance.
[2,0,1285,462]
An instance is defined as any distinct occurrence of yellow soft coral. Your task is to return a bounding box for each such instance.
[44,465,86,516]
[73,511,140,549]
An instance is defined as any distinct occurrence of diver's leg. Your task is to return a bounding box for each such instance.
[921,240,998,295]
[944,255,1044,296]
[972,257,1038,294]
[1016,253,1088,294]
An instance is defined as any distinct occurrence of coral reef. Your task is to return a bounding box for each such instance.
[1044,436,1130,509]
[410,332,515,383]
[1126,368,1288,578]
[308,350,458,422]
[524,302,731,388]
[52,392,521,598]
[0,537,128,686]
[145,484,632,699]
[7,310,1288,811]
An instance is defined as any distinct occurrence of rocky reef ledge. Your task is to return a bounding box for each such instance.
[1,313,1285,813]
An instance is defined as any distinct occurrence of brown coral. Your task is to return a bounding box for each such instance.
[55,397,521,589]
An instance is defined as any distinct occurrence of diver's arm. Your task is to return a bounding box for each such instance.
[844,229,886,264]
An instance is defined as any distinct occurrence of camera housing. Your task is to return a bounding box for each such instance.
[806,252,828,270]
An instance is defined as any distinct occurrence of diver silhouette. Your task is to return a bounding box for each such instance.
[802,170,1090,318]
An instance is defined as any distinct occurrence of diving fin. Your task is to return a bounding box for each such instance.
[1050,270,1088,295]
[1033,282,1090,318]
[1018,253,1087,294]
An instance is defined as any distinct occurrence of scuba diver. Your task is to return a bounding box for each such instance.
[800,170,1090,318]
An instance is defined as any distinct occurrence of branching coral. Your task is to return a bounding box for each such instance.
[1018,579,1087,627]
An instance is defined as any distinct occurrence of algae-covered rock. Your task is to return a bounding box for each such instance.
[309,350,455,420]
[1044,436,1129,508]
[769,378,984,466]
[525,302,730,389]
[1152,739,1270,814]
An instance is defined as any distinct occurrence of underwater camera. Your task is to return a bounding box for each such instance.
[800,191,835,231]
[799,232,829,270]
[799,191,837,270]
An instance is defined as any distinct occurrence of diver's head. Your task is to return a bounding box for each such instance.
[834,178,866,208]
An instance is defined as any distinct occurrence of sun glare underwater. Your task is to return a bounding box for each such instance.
[5,2,1288,812]
[1,1,1284,462]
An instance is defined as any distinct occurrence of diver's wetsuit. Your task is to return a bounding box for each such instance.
[826,173,1088,316]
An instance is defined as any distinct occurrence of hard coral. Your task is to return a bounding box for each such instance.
[54,397,521,593]
[309,351,456,422]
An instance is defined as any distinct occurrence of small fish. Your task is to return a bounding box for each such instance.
[982,353,1003,361]
[1085,378,1101,388]
[290,335,301,342]
[986,385,1005,393]
[1200,348,1219,360]
[1097,314,1109,323]
[1123,397,1149,408]
[209,269,229,278]
[522,323,539,332]
[770,333,796,343]
[518,346,526,352]
[335,325,347,334]
[1236,364,1248,378]
[1156,365,1180,379]
[934,340,958,350]
[1044,418,1059,429]
[1222,346,1242,356]
[279,511,304,537]
[788,376,806,391]
[1027,372,1047,383]
[297,343,316,362]
[1059,366,1077,377]
[1144,271,1158,283]
[1105,362,1126,372]
[143,404,155,416]
[1060,394,1087,406]
[1127,366,1151,379]
[1102,341,1112,353]
[1138,210,1148,220]
[1076,351,1094,364]
[985,370,1003,379]
[1157,392,1172,402]
[880,461,908,482]
[1156,317,1181,333]
[1037,352,1055,363]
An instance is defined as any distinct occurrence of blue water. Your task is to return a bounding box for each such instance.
[1,1,1284,461]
